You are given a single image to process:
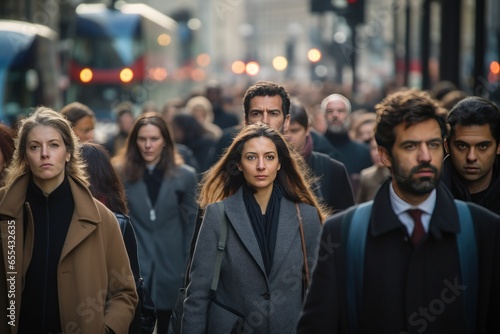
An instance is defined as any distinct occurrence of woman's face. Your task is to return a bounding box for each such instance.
[238,136,281,194]
[73,115,95,143]
[26,125,70,191]
[136,124,165,166]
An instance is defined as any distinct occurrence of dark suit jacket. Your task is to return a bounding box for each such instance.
[306,151,355,213]
[298,180,500,334]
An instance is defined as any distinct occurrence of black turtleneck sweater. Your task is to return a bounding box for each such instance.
[324,130,372,175]
[19,177,74,334]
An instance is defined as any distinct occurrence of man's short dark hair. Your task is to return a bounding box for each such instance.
[289,98,310,129]
[242,81,291,120]
[447,96,500,145]
[375,89,447,155]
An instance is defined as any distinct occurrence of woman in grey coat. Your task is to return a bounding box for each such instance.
[114,112,198,334]
[183,123,328,333]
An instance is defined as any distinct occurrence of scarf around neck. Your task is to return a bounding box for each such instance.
[243,182,283,276]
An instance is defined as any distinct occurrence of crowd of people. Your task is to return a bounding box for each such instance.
[0,79,499,334]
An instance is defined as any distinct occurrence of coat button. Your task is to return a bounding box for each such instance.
[262,292,270,300]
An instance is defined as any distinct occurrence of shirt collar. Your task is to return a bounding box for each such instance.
[389,182,436,216]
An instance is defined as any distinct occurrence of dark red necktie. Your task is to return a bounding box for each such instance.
[408,209,425,246]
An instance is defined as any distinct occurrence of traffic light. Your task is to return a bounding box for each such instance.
[310,0,365,26]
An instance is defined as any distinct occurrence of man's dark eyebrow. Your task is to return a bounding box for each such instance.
[453,139,493,145]
[399,138,442,146]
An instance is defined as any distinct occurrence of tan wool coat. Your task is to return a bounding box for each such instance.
[0,173,138,334]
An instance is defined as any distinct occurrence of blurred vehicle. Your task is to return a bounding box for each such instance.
[67,2,188,121]
[0,20,61,127]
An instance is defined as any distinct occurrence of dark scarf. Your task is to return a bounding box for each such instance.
[143,164,164,206]
[243,182,282,276]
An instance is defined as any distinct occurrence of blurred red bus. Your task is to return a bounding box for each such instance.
[67,2,187,120]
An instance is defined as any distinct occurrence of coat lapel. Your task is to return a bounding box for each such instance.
[270,199,300,278]
[225,189,267,276]
[59,178,101,260]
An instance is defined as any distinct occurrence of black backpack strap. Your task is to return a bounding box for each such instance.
[210,202,228,296]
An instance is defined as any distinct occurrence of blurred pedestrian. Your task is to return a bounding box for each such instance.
[82,142,149,334]
[115,112,198,334]
[171,113,216,173]
[205,81,240,130]
[105,102,135,157]
[0,107,137,334]
[185,95,222,141]
[0,123,15,187]
[356,136,390,203]
[286,99,354,213]
[349,111,377,144]
[60,101,95,143]
[183,123,326,333]
[320,94,372,177]
[298,89,500,333]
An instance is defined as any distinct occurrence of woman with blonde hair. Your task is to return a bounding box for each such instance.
[183,122,327,333]
[0,107,137,334]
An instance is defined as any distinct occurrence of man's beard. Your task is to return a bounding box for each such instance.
[328,117,350,134]
[393,162,440,195]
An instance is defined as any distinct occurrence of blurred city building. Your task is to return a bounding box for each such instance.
[1,0,499,128]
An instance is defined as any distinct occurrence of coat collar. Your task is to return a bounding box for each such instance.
[371,179,460,240]
[0,172,101,224]
[224,187,300,279]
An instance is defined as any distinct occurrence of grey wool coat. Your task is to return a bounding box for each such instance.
[125,164,198,310]
[182,187,322,334]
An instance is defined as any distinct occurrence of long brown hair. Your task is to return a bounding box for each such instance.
[81,143,128,214]
[197,122,328,222]
[119,112,182,182]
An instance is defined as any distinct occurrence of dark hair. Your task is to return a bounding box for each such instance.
[60,102,95,126]
[172,113,209,144]
[440,90,468,111]
[122,112,178,182]
[242,81,291,121]
[198,122,327,222]
[289,98,310,129]
[447,96,500,144]
[375,89,447,155]
[432,80,457,101]
[81,143,128,214]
